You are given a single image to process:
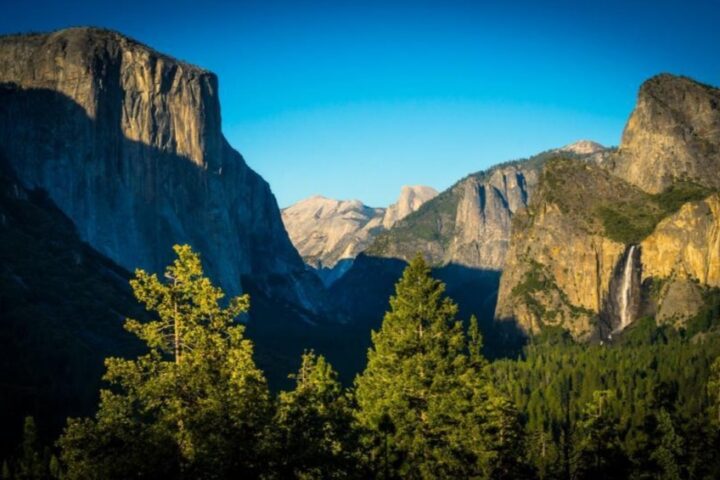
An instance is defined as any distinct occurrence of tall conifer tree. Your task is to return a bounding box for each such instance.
[58,245,270,480]
[354,255,527,479]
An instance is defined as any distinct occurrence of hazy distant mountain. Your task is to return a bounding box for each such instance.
[282,186,437,285]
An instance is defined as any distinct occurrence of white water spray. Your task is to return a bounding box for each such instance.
[616,245,636,332]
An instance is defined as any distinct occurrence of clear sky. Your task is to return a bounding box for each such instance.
[2,0,719,207]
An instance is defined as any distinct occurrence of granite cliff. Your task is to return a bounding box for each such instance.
[0,157,142,452]
[281,186,437,285]
[611,74,720,193]
[366,141,607,269]
[0,27,323,313]
[496,74,720,340]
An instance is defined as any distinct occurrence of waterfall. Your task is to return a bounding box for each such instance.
[616,245,637,332]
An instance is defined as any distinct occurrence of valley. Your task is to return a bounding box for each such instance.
[0,21,718,480]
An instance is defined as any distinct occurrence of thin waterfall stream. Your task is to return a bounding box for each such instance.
[615,245,637,332]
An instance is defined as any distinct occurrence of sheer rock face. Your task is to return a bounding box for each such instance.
[365,160,546,272]
[281,186,437,285]
[0,27,322,310]
[612,74,720,193]
[495,163,720,340]
[494,189,626,340]
[446,165,539,270]
[641,194,720,288]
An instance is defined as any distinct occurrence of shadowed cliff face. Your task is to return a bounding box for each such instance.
[0,28,323,312]
[0,157,143,453]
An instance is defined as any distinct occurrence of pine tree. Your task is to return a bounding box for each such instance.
[354,254,526,479]
[576,390,629,480]
[16,417,46,480]
[651,409,684,480]
[267,351,360,479]
[708,356,720,427]
[58,245,271,479]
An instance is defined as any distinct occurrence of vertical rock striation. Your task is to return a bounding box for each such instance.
[612,74,720,193]
[0,27,322,311]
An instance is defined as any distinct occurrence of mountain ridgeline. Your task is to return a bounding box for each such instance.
[0,27,347,450]
[3,24,720,478]
[327,141,610,350]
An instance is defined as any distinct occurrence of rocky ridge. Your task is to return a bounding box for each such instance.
[611,74,720,193]
[366,142,609,270]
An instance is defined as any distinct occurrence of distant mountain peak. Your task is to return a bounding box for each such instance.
[383,185,439,229]
[557,140,606,155]
[282,185,437,285]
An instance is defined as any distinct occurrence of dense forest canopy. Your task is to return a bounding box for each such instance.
[2,246,719,479]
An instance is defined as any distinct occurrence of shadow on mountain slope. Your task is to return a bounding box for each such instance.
[0,85,334,449]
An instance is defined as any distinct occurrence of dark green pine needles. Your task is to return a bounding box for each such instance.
[354,254,528,479]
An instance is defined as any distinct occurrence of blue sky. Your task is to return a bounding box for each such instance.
[3,1,719,207]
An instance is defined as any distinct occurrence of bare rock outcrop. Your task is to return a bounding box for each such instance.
[612,74,720,193]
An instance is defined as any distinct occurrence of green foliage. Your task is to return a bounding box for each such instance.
[511,259,593,325]
[354,255,529,479]
[267,350,361,479]
[650,409,684,480]
[596,181,712,244]
[58,245,271,479]
[490,335,720,479]
[708,356,720,426]
[575,391,630,479]
[596,204,660,244]
[536,158,714,245]
[366,189,460,258]
[685,287,720,337]
[0,417,54,480]
[617,316,671,346]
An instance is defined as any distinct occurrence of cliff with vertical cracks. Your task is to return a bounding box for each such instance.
[0,27,323,314]
[496,74,720,340]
